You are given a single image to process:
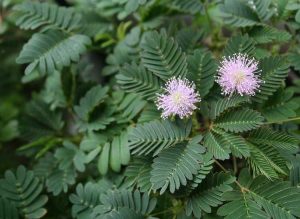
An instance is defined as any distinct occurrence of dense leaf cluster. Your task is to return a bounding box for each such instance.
[1,0,300,218]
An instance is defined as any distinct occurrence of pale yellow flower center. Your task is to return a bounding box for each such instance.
[234,71,245,85]
[172,92,183,104]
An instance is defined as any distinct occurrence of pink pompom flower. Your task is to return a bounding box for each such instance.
[156,77,200,119]
[216,53,262,96]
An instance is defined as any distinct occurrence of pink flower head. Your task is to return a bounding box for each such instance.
[216,53,262,96]
[156,77,200,119]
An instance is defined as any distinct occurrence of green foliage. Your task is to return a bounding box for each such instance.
[187,49,217,97]
[0,197,18,219]
[74,85,114,132]
[253,56,290,103]
[14,2,82,32]
[214,108,264,133]
[129,119,192,156]
[141,31,188,80]
[0,166,48,219]
[186,172,235,218]
[151,136,205,194]
[92,190,157,218]
[16,30,91,75]
[168,0,202,15]
[224,35,256,57]
[98,132,130,175]
[218,170,300,219]
[116,63,163,100]
[220,0,260,27]
[2,0,300,218]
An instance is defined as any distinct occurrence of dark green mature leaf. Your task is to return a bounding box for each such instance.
[141,31,188,80]
[249,26,291,44]
[218,170,300,219]
[252,56,290,103]
[204,131,230,160]
[0,197,19,219]
[261,89,300,122]
[16,30,91,75]
[290,154,300,186]
[129,119,192,156]
[209,95,249,120]
[74,85,114,132]
[124,157,152,192]
[151,136,205,194]
[187,50,217,97]
[224,35,256,57]
[19,99,64,141]
[114,92,147,123]
[213,128,250,158]
[186,153,214,192]
[14,2,82,31]
[0,166,48,219]
[186,172,235,218]
[220,0,260,27]
[116,63,163,100]
[248,127,299,153]
[214,109,264,133]
[248,143,288,179]
[92,190,157,218]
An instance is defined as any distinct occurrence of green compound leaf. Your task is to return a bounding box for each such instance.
[186,172,235,218]
[187,49,217,97]
[0,166,48,219]
[14,2,82,32]
[141,31,188,80]
[214,108,264,133]
[128,119,192,156]
[92,190,157,218]
[151,136,205,194]
[16,30,91,75]
[116,63,163,100]
[252,56,290,103]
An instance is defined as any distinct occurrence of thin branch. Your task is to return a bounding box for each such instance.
[264,117,300,125]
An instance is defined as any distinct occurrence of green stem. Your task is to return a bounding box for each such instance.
[264,117,300,125]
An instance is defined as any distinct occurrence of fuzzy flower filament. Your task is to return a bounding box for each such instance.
[216,53,262,96]
[156,77,200,119]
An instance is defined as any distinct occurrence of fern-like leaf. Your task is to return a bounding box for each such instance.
[248,127,299,153]
[151,136,205,194]
[187,49,217,97]
[116,63,163,100]
[204,131,230,160]
[141,31,188,80]
[14,2,82,32]
[16,30,91,75]
[248,142,288,179]
[185,172,235,218]
[0,166,48,219]
[209,95,249,120]
[252,56,290,103]
[69,182,102,219]
[92,190,157,218]
[220,0,260,27]
[129,119,192,156]
[214,108,264,133]
[224,35,256,57]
